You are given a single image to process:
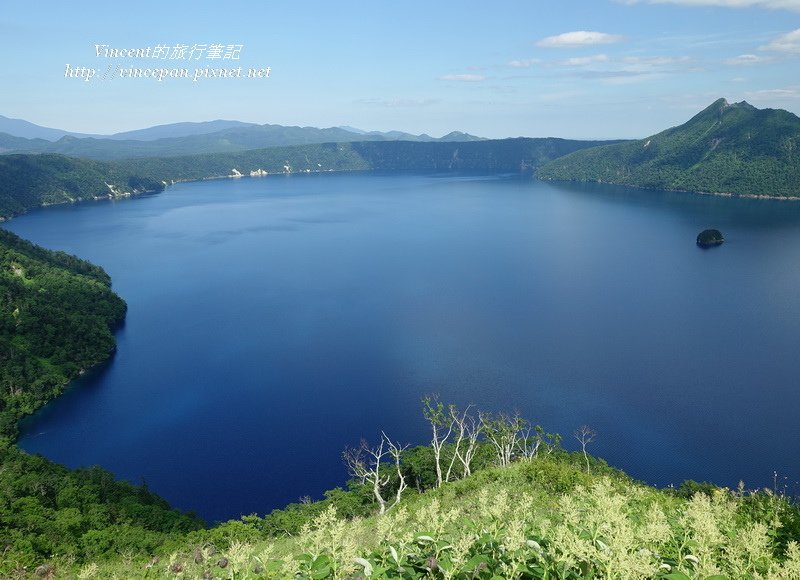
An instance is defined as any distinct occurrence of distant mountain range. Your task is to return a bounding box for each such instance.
[536,98,800,198]
[2,98,797,221]
[0,116,486,160]
[0,115,259,141]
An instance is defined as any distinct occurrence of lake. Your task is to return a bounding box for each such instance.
[7,170,800,524]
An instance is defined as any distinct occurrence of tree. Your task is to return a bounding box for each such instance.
[421,395,454,488]
[574,425,597,474]
[479,411,528,468]
[343,432,408,515]
[448,404,481,479]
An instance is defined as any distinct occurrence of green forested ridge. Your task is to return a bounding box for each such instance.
[0,137,614,220]
[109,138,613,185]
[536,98,800,197]
[0,229,204,576]
[0,229,128,443]
[0,154,162,220]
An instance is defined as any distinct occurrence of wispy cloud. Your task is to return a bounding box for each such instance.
[506,59,541,68]
[536,31,624,48]
[617,0,800,10]
[742,86,800,100]
[723,53,775,64]
[553,54,611,66]
[438,74,488,82]
[620,56,694,66]
[758,28,800,52]
[357,98,440,107]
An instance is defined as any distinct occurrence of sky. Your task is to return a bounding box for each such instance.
[1,0,799,140]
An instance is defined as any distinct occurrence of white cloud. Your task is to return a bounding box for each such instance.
[742,86,800,102]
[536,31,624,48]
[617,0,800,10]
[723,53,775,64]
[357,98,440,107]
[759,29,800,52]
[621,56,694,66]
[553,54,611,66]
[438,74,487,82]
[506,59,541,68]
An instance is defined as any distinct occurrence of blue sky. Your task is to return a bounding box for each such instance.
[2,0,799,139]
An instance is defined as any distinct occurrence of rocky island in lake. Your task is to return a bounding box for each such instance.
[697,228,725,247]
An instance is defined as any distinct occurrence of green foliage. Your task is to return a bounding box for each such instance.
[537,98,800,198]
[0,447,204,575]
[0,137,611,220]
[0,229,208,575]
[0,229,127,443]
[696,229,724,246]
[0,154,161,220]
[57,461,800,579]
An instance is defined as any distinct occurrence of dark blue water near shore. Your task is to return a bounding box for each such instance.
[7,171,800,523]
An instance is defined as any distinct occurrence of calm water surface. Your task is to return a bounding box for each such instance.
[7,171,800,523]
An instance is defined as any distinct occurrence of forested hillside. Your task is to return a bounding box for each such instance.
[0,154,161,219]
[0,229,127,443]
[536,99,800,197]
[111,137,609,183]
[0,137,613,220]
[0,229,205,576]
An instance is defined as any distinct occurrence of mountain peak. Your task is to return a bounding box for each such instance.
[537,99,800,198]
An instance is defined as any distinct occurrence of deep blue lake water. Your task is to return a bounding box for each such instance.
[6,170,800,523]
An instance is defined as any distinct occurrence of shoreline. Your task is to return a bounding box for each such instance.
[3,168,798,224]
[536,176,800,201]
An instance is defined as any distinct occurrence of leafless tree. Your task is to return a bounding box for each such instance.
[479,410,528,468]
[574,425,597,473]
[518,424,563,461]
[447,404,481,479]
[343,432,408,514]
[385,433,409,508]
[422,394,454,488]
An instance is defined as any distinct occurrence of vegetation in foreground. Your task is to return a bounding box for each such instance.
[7,450,800,579]
[3,380,800,579]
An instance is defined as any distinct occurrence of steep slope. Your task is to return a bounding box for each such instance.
[536,98,800,197]
[0,229,127,441]
[0,154,161,219]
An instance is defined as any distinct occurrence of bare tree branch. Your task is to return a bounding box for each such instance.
[422,394,454,488]
[574,425,597,474]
